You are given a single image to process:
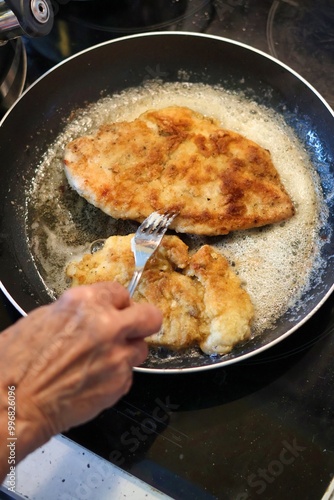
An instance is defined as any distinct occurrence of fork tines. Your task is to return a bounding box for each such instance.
[142,211,177,234]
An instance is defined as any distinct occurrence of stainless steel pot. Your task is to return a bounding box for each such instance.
[0,0,53,42]
[0,0,53,112]
[0,37,25,114]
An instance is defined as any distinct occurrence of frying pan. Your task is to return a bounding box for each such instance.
[1,32,334,373]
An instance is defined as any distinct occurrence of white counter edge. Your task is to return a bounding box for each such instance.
[1,433,171,499]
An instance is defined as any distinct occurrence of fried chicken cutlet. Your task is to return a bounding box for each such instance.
[66,235,254,355]
[64,106,294,236]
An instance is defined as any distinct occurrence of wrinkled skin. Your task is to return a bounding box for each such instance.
[0,282,162,481]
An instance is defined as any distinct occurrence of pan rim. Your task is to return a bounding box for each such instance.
[1,31,334,373]
[1,31,334,126]
[2,279,333,374]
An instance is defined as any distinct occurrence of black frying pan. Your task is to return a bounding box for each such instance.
[1,32,334,373]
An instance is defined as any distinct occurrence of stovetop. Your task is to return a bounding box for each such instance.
[1,1,334,499]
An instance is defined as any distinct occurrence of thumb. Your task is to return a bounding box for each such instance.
[119,302,163,340]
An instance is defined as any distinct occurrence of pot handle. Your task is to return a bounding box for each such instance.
[0,0,54,43]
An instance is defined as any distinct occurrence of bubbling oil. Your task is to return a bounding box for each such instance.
[27,81,324,336]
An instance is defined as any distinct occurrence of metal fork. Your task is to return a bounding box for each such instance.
[127,211,177,297]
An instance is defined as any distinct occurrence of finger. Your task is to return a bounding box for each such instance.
[126,338,149,367]
[119,303,163,340]
[59,281,131,311]
[88,282,131,310]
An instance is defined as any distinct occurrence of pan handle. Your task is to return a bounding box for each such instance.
[0,0,53,43]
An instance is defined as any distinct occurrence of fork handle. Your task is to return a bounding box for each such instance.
[127,269,144,298]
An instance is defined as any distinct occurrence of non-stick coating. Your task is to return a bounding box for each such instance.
[1,33,334,372]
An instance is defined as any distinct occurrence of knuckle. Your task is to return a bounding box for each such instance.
[95,282,127,304]
[59,286,87,307]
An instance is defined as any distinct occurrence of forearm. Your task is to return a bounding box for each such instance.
[0,409,11,485]
[0,385,23,486]
[0,385,51,485]
[0,368,20,484]
[0,325,51,483]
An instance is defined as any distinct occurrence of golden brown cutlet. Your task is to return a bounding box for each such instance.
[66,234,254,355]
[64,106,294,236]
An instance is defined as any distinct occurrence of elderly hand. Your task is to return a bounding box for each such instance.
[0,282,162,474]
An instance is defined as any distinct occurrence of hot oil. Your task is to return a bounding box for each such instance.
[26,81,324,338]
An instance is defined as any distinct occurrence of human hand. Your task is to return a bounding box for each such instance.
[0,282,162,462]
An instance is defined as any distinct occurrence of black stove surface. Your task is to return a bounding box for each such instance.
[2,1,334,499]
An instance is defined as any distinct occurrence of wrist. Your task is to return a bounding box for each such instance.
[15,386,53,463]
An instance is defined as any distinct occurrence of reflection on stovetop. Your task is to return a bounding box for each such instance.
[2,0,334,498]
[267,0,334,108]
[24,0,334,107]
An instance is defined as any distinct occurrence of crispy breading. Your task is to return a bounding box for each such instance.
[66,235,254,354]
[185,245,254,354]
[64,106,294,236]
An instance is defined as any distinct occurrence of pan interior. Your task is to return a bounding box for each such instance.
[25,79,328,370]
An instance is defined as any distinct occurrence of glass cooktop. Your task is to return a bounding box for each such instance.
[1,1,334,498]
